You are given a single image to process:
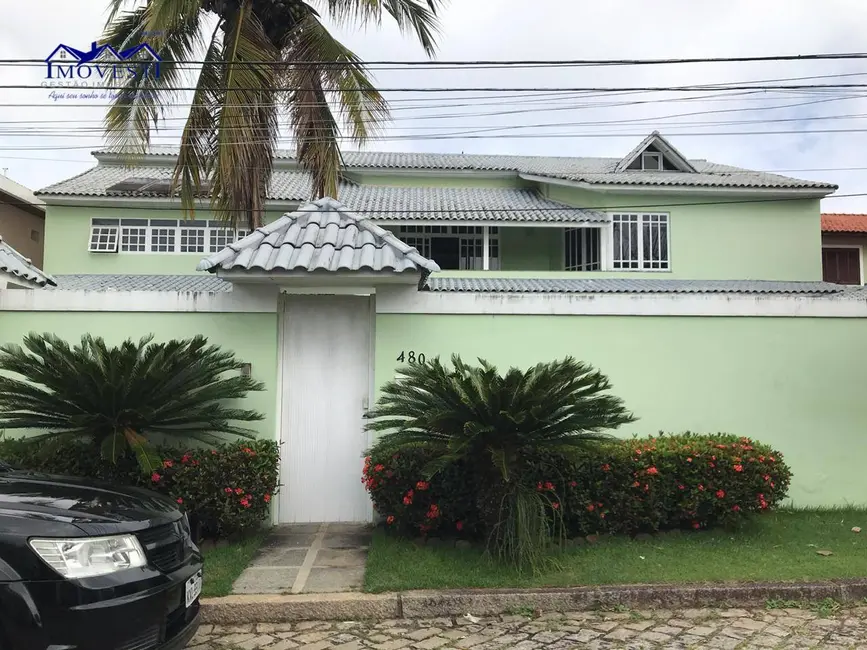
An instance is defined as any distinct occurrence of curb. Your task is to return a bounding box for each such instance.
[200,579,867,623]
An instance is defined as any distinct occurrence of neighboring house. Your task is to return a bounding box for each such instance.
[0,174,45,269]
[821,213,867,285]
[9,131,866,519]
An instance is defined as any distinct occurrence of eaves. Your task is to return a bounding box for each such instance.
[519,173,837,199]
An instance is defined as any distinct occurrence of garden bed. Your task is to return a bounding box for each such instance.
[363,510,867,593]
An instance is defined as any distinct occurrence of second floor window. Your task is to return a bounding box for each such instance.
[395,226,500,270]
[88,218,249,254]
[612,213,669,270]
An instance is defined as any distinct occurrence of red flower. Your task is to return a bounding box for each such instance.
[686,457,693,463]
[181,454,191,464]
[632,481,641,488]
[716,489,726,499]
[456,521,464,531]
[646,467,659,475]
[692,521,701,529]
[732,505,741,512]
[733,465,744,473]
[163,460,173,468]
[211,450,217,455]
[235,487,244,495]
[552,502,560,510]
[416,481,429,491]
[386,515,395,525]
[769,456,776,462]
[544,481,555,491]
[224,487,233,494]
[176,497,183,504]
[759,455,765,462]
[264,494,271,503]
[709,463,716,468]
[698,484,705,491]
[569,481,578,488]
[374,464,385,472]
[245,494,252,500]
[151,472,161,483]
[678,484,685,490]
[601,464,611,472]
[635,449,642,455]
[587,504,595,512]
[536,482,543,491]
[240,498,250,508]
[763,474,771,482]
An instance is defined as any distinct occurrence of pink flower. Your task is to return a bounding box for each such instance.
[151,472,161,483]
[264,494,271,503]
[224,487,233,494]
[374,464,385,472]
[163,460,173,468]
[552,502,560,510]
[235,488,244,495]
[569,481,578,488]
[240,498,250,508]
[646,467,659,476]
[456,521,464,531]
[733,465,744,473]
[716,489,726,499]
[732,505,741,512]
[211,450,217,455]
[686,457,693,463]
[386,515,395,525]
[181,454,191,464]
[176,497,183,504]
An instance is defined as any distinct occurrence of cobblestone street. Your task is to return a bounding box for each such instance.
[189,606,867,649]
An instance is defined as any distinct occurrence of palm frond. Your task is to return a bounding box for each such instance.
[0,332,265,472]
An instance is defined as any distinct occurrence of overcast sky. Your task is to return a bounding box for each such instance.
[0,0,865,211]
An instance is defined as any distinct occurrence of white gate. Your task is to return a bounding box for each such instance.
[278,294,373,523]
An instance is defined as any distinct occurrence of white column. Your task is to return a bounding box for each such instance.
[482,226,490,271]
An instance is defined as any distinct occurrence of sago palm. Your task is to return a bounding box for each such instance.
[366,355,636,569]
[0,333,264,472]
[101,0,443,229]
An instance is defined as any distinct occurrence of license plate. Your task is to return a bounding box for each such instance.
[185,570,202,608]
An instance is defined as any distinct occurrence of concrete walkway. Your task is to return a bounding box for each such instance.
[186,606,867,649]
[231,523,371,595]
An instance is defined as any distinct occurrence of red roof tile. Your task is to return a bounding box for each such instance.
[822,213,867,233]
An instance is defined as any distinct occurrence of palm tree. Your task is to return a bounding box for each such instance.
[366,355,636,570]
[0,333,264,472]
[101,0,443,230]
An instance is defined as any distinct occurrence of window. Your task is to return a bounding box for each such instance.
[150,220,177,252]
[612,213,669,270]
[641,152,662,171]
[394,225,499,270]
[89,218,248,254]
[565,228,601,271]
[822,247,862,285]
[180,225,206,253]
[88,218,119,252]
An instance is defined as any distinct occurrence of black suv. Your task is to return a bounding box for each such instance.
[0,460,202,650]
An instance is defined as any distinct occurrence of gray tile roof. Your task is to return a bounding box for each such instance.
[424,277,847,295]
[51,274,230,292]
[197,198,441,275]
[48,274,858,297]
[0,238,55,288]
[70,139,836,191]
[38,165,603,224]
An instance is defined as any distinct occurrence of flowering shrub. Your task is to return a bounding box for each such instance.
[364,433,792,538]
[0,436,279,539]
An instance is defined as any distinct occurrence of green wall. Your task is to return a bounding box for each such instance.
[0,311,279,441]
[43,206,286,276]
[374,313,867,507]
[547,186,823,281]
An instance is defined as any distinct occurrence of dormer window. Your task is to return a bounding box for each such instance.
[641,152,663,171]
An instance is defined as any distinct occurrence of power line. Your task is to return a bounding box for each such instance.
[6,52,867,67]
[3,127,867,150]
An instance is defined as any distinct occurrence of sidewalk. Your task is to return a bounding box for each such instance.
[186,606,867,649]
[231,523,372,595]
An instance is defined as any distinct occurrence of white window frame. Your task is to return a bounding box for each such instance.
[89,218,249,255]
[563,227,603,271]
[88,226,119,253]
[394,225,500,270]
[610,213,670,271]
[119,225,148,252]
[641,151,663,171]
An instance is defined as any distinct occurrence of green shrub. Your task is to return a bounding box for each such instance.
[365,355,635,570]
[0,333,265,472]
[364,433,792,538]
[0,436,279,539]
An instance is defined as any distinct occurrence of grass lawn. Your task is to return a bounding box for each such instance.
[200,533,266,598]
[364,509,867,593]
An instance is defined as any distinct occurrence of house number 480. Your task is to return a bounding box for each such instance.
[396,350,426,364]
